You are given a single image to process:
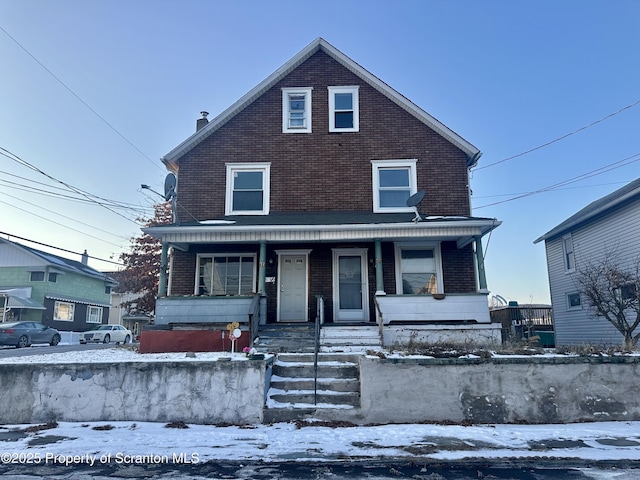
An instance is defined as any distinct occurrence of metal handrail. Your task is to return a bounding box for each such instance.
[313,295,324,405]
[248,293,261,347]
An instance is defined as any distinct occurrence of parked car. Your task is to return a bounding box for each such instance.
[80,325,132,344]
[0,322,61,348]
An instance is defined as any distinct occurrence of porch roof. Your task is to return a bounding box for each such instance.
[143,212,500,250]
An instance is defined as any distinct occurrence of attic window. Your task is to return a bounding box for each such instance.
[282,88,312,133]
[329,86,359,132]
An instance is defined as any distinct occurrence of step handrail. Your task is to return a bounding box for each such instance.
[314,295,324,405]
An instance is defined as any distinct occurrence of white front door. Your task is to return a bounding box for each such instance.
[277,252,309,322]
[332,248,369,322]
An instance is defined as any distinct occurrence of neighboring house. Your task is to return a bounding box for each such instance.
[0,238,116,331]
[105,270,152,339]
[143,38,501,352]
[534,177,640,346]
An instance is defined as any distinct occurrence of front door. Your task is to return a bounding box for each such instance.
[332,248,369,322]
[277,252,309,322]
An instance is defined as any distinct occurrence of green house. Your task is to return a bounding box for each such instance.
[0,238,116,332]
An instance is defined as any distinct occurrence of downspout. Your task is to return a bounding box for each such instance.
[258,241,267,294]
[474,235,488,291]
[158,242,169,297]
[374,240,385,295]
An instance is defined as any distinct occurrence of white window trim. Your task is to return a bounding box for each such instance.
[282,87,312,133]
[328,86,359,132]
[562,233,575,273]
[394,242,444,295]
[86,305,103,323]
[195,253,258,296]
[371,159,418,213]
[53,301,75,322]
[225,163,271,215]
[567,292,582,310]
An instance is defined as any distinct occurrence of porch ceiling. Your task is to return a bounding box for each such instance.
[144,214,500,250]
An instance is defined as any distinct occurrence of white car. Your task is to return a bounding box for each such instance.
[80,325,132,344]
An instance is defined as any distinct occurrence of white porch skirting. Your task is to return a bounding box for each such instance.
[383,323,502,347]
[375,293,491,324]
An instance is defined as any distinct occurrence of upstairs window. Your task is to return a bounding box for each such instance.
[30,271,45,282]
[48,272,58,283]
[562,234,575,272]
[328,86,359,132]
[282,88,312,133]
[225,163,271,215]
[371,159,417,213]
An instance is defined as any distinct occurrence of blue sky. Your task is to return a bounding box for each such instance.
[1,0,639,304]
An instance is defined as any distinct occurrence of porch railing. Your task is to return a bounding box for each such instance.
[248,293,262,348]
[313,295,324,405]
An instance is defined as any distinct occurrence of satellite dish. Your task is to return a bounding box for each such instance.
[406,190,426,223]
[164,173,177,201]
[163,173,179,224]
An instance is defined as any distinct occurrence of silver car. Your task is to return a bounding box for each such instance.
[0,321,61,348]
[80,325,132,344]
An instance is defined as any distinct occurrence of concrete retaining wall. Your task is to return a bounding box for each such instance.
[357,356,640,424]
[2,356,640,425]
[0,361,266,425]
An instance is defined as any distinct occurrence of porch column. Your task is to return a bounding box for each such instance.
[475,235,488,291]
[258,241,267,294]
[374,239,385,295]
[158,242,169,297]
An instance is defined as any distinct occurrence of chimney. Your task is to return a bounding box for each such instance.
[81,250,88,265]
[196,111,209,131]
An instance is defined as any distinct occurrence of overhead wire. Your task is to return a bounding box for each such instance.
[0,231,123,267]
[474,98,640,171]
[474,152,640,209]
[0,24,165,174]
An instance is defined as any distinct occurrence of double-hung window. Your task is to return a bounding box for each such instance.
[87,306,103,324]
[282,87,312,133]
[225,163,270,215]
[54,301,75,321]
[328,86,359,132]
[371,159,417,212]
[196,254,257,296]
[395,243,443,295]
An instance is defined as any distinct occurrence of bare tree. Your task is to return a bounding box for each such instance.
[117,202,172,314]
[577,251,640,348]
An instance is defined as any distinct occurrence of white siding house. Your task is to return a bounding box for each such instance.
[535,178,640,346]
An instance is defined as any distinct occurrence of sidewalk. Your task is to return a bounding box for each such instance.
[2,420,640,466]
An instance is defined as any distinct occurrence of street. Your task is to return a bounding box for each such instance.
[1,459,639,479]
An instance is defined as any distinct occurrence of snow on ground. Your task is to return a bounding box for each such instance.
[2,347,640,464]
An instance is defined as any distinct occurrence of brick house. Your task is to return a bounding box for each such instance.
[142,38,501,353]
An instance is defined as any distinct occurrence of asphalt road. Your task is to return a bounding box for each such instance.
[1,459,639,479]
[0,342,121,359]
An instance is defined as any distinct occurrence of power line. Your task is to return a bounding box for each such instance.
[0,24,164,174]
[474,152,640,209]
[474,99,640,171]
[0,198,126,249]
[0,231,123,266]
[0,147,141,225]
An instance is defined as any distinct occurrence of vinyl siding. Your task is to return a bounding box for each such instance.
[545,198,640,346]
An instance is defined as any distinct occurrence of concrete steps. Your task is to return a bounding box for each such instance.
[320,325,381,350]
[264,353,361,423]
[253,324,316,353]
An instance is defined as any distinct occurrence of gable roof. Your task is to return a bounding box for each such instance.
[534,177,640,244]
[162,37,481,170]
[0,238,116,283]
